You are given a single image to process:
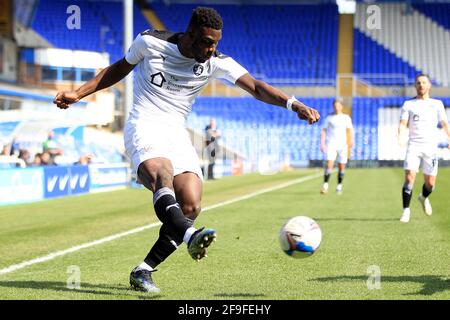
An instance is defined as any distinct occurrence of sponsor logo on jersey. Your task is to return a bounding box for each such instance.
[150,72,167,87]
[413,114,420,121]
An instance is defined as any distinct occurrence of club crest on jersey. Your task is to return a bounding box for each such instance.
[413,114,420,121]
[193,64,204,76]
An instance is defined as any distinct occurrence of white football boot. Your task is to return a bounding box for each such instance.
[418,193,432,216]
[320,182,329,194]
[336,183,343,195]
[400,208,411,223]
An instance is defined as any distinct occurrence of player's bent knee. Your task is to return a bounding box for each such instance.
[181,203,201,220]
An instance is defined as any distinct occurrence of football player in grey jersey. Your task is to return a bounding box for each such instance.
[54,7,320,293]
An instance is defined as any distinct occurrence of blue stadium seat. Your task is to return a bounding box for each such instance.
[31,0,150,64]
[188,97,334,164]
[189,97,450,163]
[353,30,420,85]
[151,4,338,84]
[413,4,450,31]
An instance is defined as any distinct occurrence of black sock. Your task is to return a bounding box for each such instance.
[145,219,194,268]
[338,170,345,184]
[153,187,192,239]
[324,169,331,183]
[402,184,413,209]
[422,184,433,198]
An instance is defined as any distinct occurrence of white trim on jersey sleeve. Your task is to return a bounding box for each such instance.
[125,34,149,65]
[213,56,248,84]
[400,102,410,121]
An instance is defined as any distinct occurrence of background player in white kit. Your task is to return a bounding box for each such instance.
[53,7,320,293]
[320,99,354,195]
[399,74,450,223]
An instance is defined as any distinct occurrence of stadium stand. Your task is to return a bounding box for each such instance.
[188,97,334,166]
[354,2,450,86]
[31,0,151,63]
[151,3,338,84]
[0,121,124,168]
[5,0,450,171]
[412,3,450,30]
[189,96,450,164]
[353,29,420,85]
[27,1,338,84]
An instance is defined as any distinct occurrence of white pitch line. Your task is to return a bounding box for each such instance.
[0,171,321,275]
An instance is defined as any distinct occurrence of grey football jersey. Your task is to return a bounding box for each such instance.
[125,30,248,125]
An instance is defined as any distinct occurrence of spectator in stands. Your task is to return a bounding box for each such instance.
[40,151,55,166]
[204,118,220,180]
[8,137,20,157]
[32,153,43,166]
[0,143,25,168]
[75,154,93,166]
[1,143,10,156]
[43,131,63,160]
[17,149,32,167]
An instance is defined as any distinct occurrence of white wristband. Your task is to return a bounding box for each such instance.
[286,96,298,111]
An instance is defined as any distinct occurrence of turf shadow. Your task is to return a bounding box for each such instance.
[311,275,450,296]
[0,280,160,298]
[214,293,266,298]
[138,295,163,300]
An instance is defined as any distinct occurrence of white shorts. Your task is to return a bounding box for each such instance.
[326,146,348,164]
[404,145,438,176]
[124,120,203,180]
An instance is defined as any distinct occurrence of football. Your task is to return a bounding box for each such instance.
[279,216,322,258]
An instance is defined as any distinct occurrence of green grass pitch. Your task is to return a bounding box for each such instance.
[0,168,449,300]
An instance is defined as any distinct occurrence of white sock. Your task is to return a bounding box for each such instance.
[137,261,153,272]
[183,227,197,244]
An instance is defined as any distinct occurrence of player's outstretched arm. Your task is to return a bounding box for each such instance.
[54,58,136,109]
[236,73,320,125]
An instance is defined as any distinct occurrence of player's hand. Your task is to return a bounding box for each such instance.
[292,102,320,125]
[320,144,326,153]
[53,91,80,109]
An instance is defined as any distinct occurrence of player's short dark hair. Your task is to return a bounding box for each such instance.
[188,7,223,30]
[415,74,430,82]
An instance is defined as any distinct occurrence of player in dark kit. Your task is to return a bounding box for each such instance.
[54,7,320,293]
